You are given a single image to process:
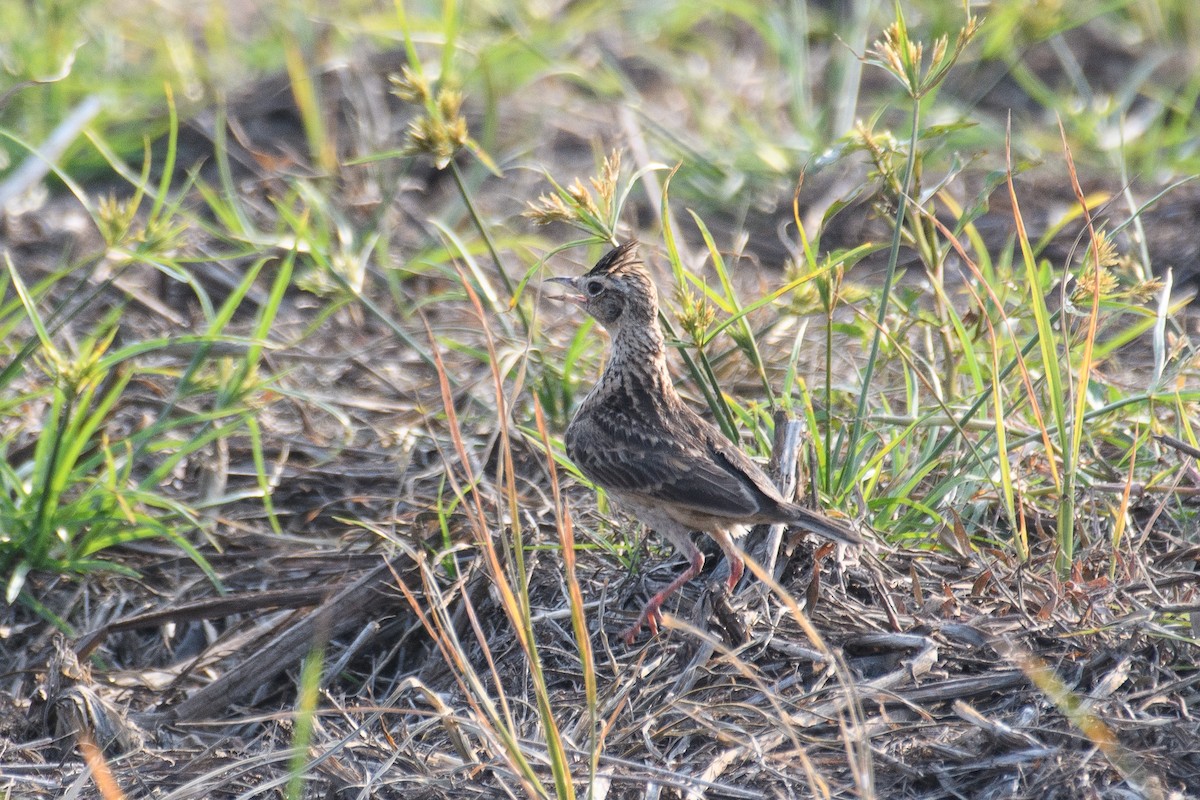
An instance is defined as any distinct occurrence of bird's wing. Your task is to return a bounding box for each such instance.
[568,413,774,520]
[704,433,790,504]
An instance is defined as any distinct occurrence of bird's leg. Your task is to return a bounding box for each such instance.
[710,528,744,590]
[621,542,705,644]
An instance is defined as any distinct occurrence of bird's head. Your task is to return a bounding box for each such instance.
[548,241,658,330]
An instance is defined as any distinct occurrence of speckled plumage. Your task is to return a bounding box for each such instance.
[551,241,861,643]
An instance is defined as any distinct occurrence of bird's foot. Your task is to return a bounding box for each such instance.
[621,601,663,645]
[621,549,704,645]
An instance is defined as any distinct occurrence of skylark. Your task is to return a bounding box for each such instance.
[550,241,862,644]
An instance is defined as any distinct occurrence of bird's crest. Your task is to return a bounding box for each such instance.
[585,240,644,279]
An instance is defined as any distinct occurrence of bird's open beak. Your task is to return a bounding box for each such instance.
[546,276,586,305]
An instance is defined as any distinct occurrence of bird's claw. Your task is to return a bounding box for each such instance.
[621,602,663,645]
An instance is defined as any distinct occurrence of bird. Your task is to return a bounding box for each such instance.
[549,241,862,644]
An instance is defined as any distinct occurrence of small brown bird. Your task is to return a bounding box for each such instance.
[550,241,861,644]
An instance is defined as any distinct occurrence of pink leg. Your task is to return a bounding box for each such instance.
[727,554,744,590]
[622,544,705,645]
[710,528,744,590]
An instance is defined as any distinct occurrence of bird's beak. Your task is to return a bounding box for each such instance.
[546,275,586,305]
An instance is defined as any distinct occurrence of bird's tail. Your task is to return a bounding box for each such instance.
[784,503,863,546]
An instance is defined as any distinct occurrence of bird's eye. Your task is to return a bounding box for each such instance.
[585,280,604,296]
